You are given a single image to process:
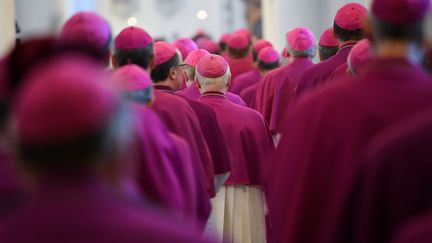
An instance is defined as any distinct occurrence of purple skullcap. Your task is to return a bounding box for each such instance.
[184,49,210,66]
[219,33,232,44]
[60,12,111,49]
[286,27,316,51]
[258,47,280,64]
[234,28,252,41]
[348,39,373,73]
[196,38,220,54]
[115,26,153,50]
[196,54,229,78]
[253,39,273,53]
[14,55,119,145]
[154,41,177,66]
[372,0,431,24]
[111,64,152,91]
[172,38,198,60]
[319,28,339,47]
[227,33,249,49]
[334,3,368,30]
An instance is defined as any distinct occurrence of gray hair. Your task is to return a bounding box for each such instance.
[287,43,317,58]
[196,66,231,89]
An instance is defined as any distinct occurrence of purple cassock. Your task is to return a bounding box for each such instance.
[0,179,215,243]
[128,103,210,225]
[227,57,255,82]
[239,83,259,109]
[168,133,212,226]
[255,57,314,134]
[265,57,432,243]
[325,108,432,243]
[1,55,214,243]
[391,211,432,243]
[228,68,260,95]
[327,63,349,84]
[295,43,356,97]
[180,97,233,177]
[200,91,274,185]
[177,82,247,107]
[152,85,216,197]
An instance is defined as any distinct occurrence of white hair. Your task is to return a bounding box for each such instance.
[196,66,231,90]
[286,43,317,58]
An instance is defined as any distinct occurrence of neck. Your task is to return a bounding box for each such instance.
[200,85,227,95]
[374,40,422,63]
[260,69,271,76]
[154,80,176,91]
[339,40,358,48]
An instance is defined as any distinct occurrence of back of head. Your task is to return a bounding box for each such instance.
[234,28,253,43]
[318,28,339,61]
[333,3,368,42]
[60,11,112,63]
[370,0,430,44]
[196,54,230,92]
[219,33,232,51]
[12,55,122,174]
[197,38,220,55]
[151,42,180,83]
[111,64,153,104]
[184,49,210,81]
[113,26,154,70]
[252,39,273,62]
[172,38,198,60]
[257,47,280,71]
[227,33,250,59]
[286,27,316,58]
[3,37,108,128]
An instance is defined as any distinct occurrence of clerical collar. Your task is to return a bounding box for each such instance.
[201,91,227,98]
[153,84,174,93]
[338,42,357,53]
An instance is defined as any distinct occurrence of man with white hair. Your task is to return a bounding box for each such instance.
[177,49,247,107]
[197,54,274,243]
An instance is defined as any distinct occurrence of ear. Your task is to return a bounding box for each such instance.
[147,96,155,107]
[168,67,177,80]
[226,74,232,88]
[347,67,354,77]
[149,55,156,72]
[111,55,118,69]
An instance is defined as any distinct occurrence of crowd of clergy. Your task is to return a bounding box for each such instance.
[1,0,432,242]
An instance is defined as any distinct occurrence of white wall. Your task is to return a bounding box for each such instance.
[14,0,64,39]
[93,0,247,41]
[14,0,247,43]
[262,0,367,51]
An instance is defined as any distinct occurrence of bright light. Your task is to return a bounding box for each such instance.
[196,10,208,20]
[128,17,138,26]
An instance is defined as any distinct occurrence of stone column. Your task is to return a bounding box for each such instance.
[0,0,16,56]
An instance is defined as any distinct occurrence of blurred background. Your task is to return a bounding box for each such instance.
[1,0,368,56]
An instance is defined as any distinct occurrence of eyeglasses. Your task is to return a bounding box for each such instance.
[177,63,188,69]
